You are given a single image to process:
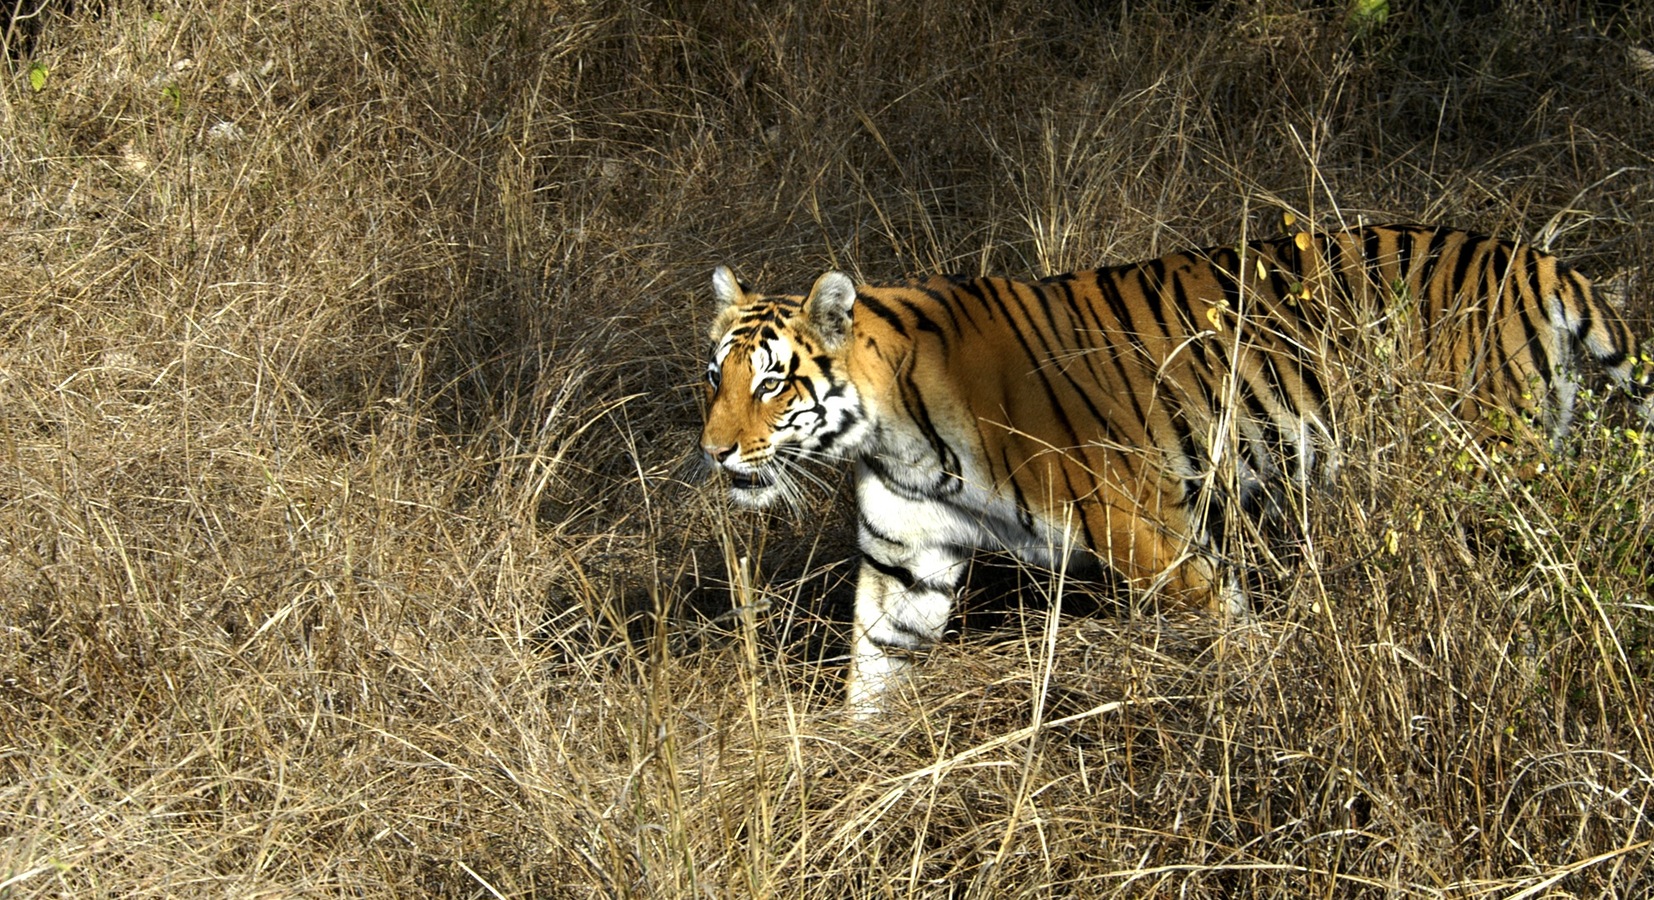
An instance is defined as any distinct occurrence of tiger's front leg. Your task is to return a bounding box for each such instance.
[847,474,974,714]
[847,550,966,714]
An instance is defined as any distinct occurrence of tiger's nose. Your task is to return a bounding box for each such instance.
[702,442,737,465]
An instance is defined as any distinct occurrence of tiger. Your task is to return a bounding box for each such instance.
[699,224,1650,713]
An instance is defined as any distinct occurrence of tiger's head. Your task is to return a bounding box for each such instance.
[700,265,869,508]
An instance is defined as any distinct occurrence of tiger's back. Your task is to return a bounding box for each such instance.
[700,224,1648,711]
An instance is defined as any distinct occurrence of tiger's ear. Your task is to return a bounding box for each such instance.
[712,265,743,308]
[805,271,856,350]
[709,265,745,339]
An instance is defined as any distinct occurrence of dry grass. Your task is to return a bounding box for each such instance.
[2,0,1653,896]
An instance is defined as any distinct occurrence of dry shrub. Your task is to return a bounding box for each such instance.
[2,0,1652,896]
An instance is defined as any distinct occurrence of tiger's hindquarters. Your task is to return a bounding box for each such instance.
[1549,265,1651,429]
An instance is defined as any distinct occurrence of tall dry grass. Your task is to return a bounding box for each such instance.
[2,0,1652,896]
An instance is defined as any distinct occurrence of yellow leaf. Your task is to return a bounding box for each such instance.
[1281,211,1297,227]
[1294,231,1312,251]
[1385,528,1400,555]
[1205,306,1224,332]
[1255,258,1268,279]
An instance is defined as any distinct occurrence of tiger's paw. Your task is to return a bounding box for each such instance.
[846,646,918,717]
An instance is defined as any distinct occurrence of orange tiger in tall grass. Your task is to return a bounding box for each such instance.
[699,224,1650,711]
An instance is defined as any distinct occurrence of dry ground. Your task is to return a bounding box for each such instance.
[3,0,1654,896]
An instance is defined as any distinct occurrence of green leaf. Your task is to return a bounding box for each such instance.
[1348,0,1390,36]
[28,63,48,92]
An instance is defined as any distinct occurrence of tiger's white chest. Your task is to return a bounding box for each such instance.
[853,421,1080,576]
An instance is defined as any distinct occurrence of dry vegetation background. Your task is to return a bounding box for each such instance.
[4,0,1654,896]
